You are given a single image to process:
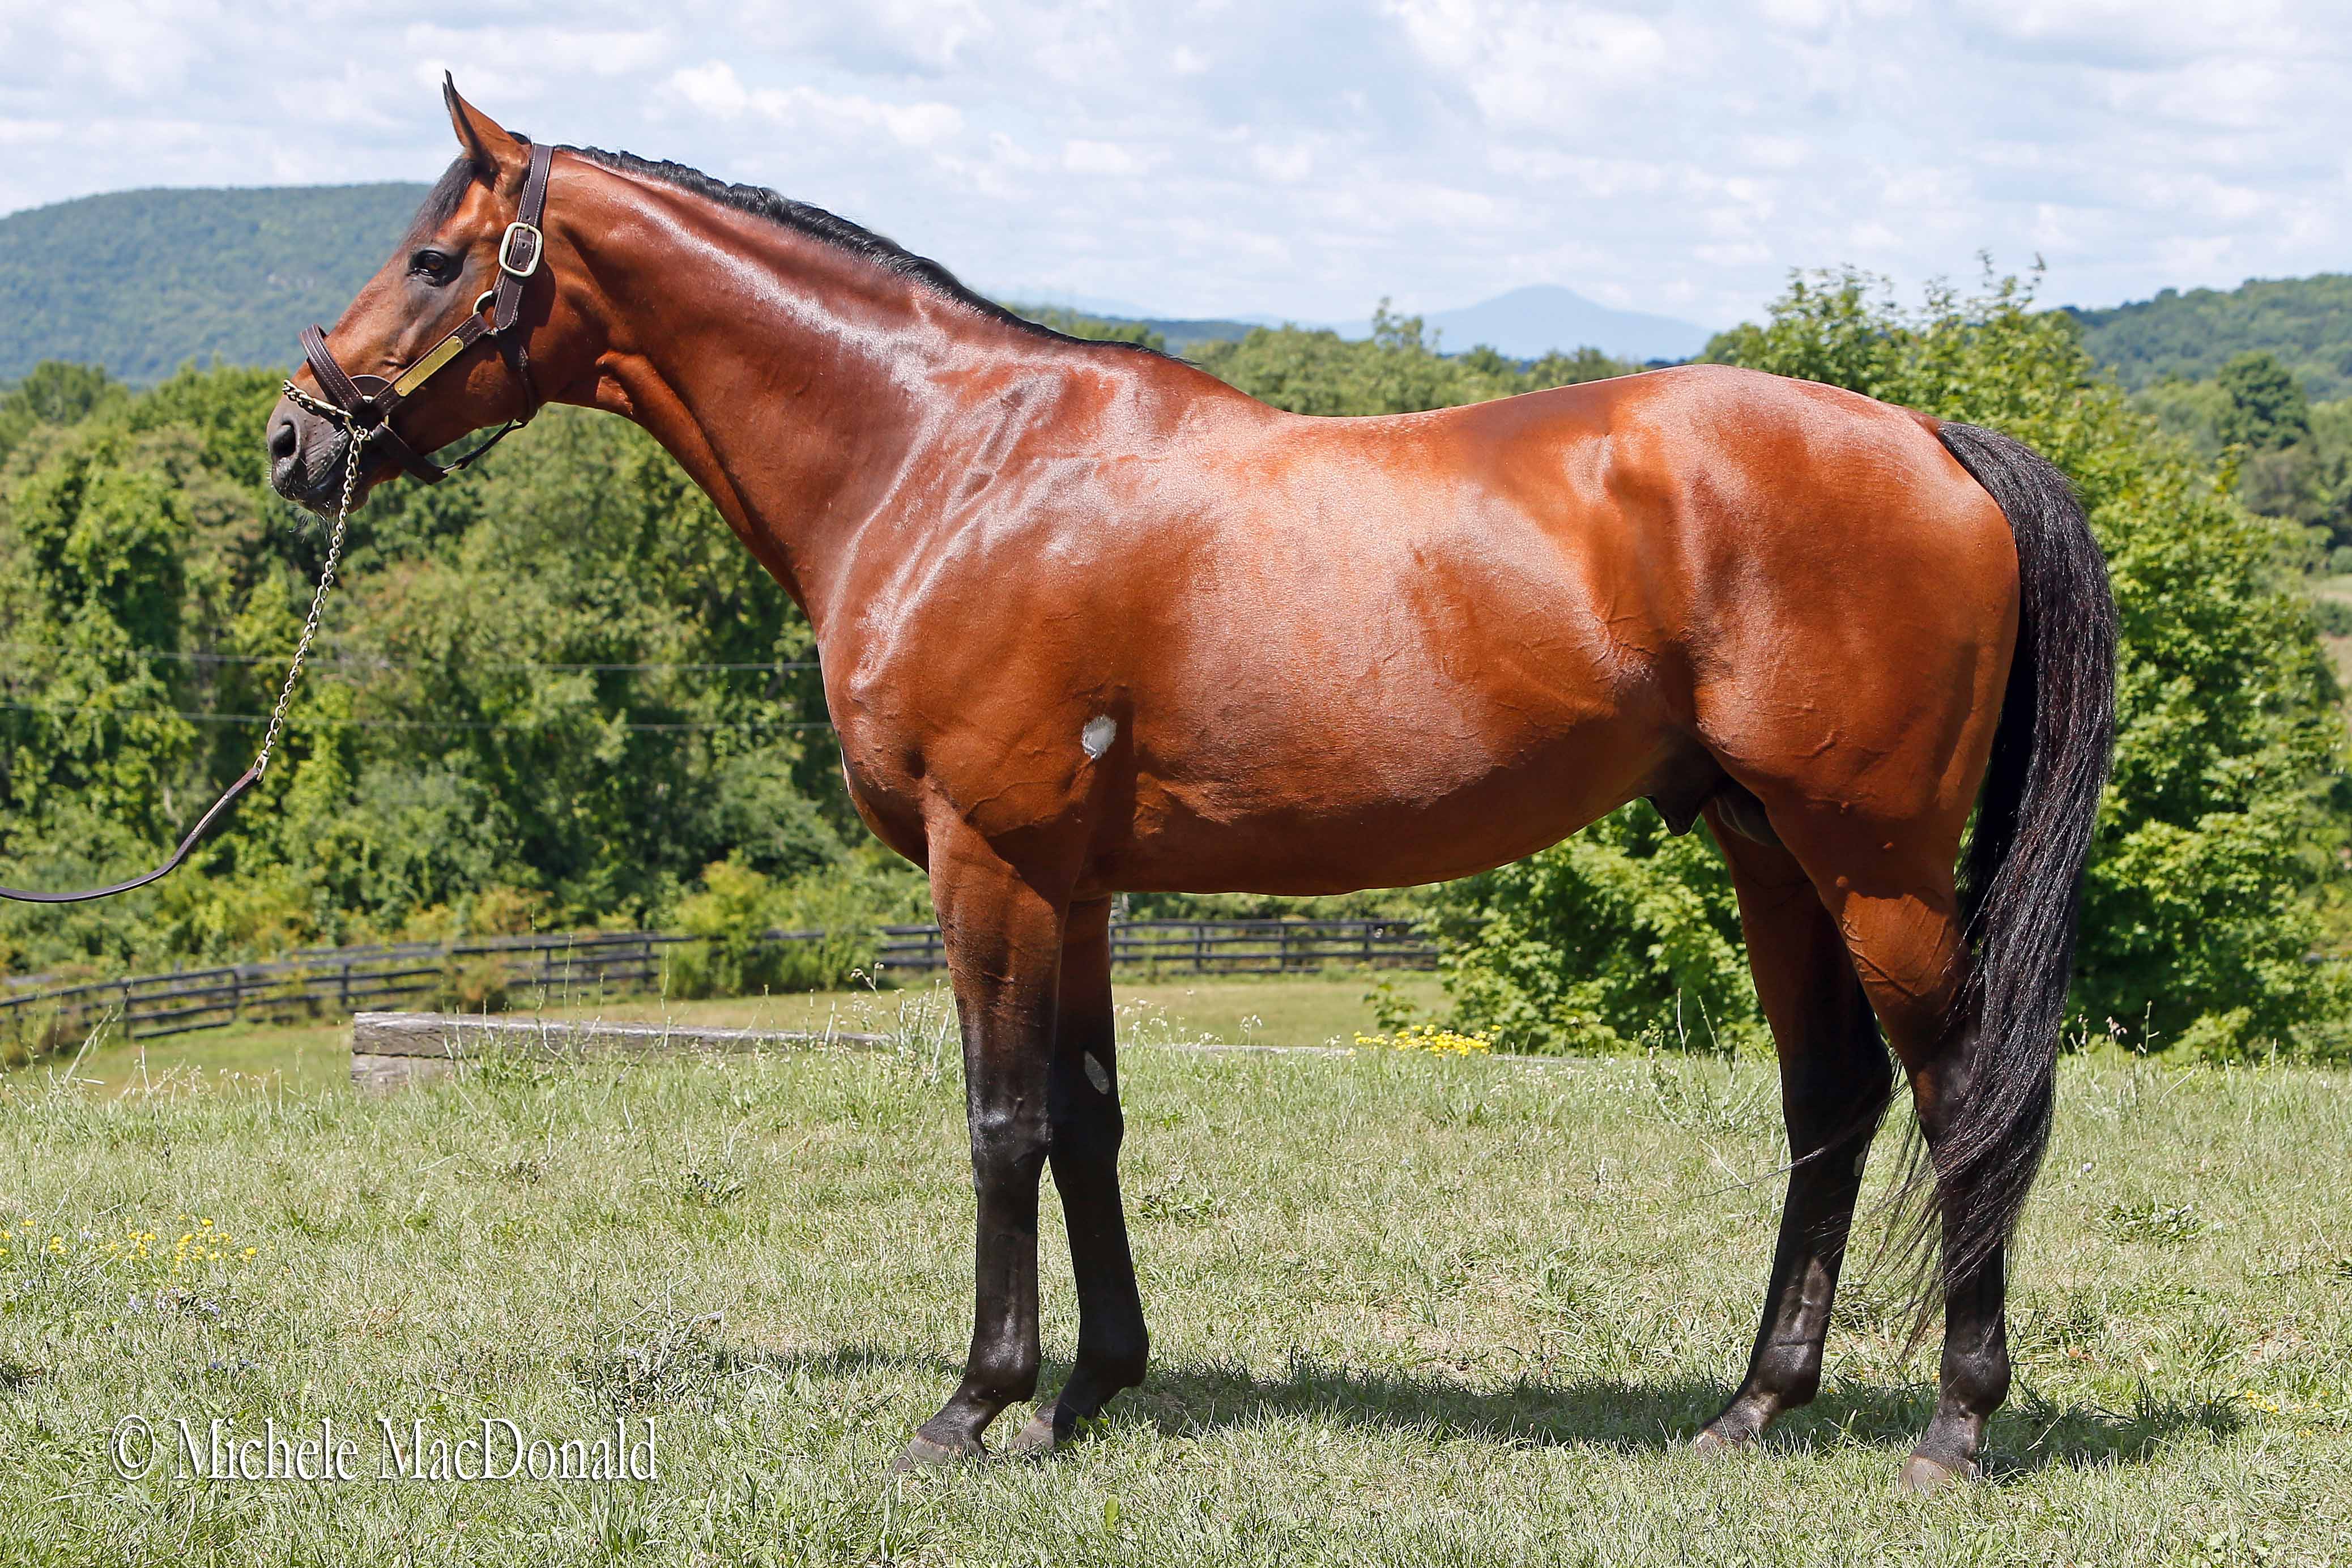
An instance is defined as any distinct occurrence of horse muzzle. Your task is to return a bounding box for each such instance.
[267,395,360,512]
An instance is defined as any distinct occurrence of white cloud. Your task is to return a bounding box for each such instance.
[1,0,2350,331]
[1062,139,1148,177]
[659,62,963,149]
[666,61,752,120]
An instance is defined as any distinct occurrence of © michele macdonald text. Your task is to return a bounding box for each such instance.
[108,1415,658,1482]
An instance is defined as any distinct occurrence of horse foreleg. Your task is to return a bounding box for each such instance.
[897,840,1066,1468]
[1695,808,1893,1455]
[1006,896,1149,1453]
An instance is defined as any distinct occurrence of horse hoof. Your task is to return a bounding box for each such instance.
[891,1433,979,1472]
[1690,1425,1750,1459]
[1003,1413,1060,1457]
[1898,1451,1975,1494]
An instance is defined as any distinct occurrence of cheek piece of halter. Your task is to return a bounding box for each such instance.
[285,138,555,484]
[0,143,554,904]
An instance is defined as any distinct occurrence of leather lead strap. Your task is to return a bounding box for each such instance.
[0,769,262,904]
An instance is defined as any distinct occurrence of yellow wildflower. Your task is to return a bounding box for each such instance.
[1356,1024,1494,1056]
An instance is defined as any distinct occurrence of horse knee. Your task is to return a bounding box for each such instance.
[969,1107,1048,1183]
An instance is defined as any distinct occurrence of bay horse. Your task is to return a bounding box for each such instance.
[269,84,2115,1491]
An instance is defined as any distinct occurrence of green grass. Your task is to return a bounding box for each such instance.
[34,972,1443,1097]
[0,999,2346,1564]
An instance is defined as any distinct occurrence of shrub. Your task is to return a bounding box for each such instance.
[1433,806,1759,1054]
[663,855,914,1000]
[433,955,510,1015]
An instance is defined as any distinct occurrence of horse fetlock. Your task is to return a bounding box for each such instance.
[1939,1345,2012,1418]
[1002,1412,1063,1457]
[1694,1392,1779,1454]
[1088,1342,1149,1395]
[966,1361,1041,1410]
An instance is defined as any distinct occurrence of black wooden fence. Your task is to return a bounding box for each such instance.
[0,918,1433,1049]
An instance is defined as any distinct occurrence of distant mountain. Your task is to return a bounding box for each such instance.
[2066,275,2352,402]
[1339,285,1712,363]
[0,184,428,386]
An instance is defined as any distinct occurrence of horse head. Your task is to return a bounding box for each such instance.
[268,78,584,511]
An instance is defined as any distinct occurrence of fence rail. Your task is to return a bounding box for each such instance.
[0,918,1432,1049]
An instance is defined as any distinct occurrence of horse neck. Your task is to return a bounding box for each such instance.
[562,172,1017,631]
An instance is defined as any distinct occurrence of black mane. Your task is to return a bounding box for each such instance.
[561,144,1160,357]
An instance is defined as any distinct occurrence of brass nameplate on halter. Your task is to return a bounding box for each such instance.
[390,331,471,398]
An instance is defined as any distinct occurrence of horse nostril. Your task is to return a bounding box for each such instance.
[269,417,299,464]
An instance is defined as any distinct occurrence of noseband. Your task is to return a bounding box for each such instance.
[287,139,555,484]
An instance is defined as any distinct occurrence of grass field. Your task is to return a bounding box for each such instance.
[34,972,1444,1097]
[0,991,2347,1564]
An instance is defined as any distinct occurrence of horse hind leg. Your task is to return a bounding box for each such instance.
[1694,803,1893,1454]
[1763,811,2014,1492]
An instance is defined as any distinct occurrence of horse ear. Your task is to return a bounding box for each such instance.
[442,72,529,191]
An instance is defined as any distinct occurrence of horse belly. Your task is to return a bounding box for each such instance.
[1100,673,1665,897]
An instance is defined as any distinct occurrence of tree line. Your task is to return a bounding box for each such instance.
[0,284,2342,1058]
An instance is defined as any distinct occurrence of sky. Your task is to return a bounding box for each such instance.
[1,1,2347,331]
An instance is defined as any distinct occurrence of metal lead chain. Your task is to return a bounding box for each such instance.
[258,383,368,777]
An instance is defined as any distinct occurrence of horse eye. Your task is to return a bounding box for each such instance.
[407,250,455,284]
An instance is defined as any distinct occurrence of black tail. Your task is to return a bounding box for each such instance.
[1923,421,2116,1292]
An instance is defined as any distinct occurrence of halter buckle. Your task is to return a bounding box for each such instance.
[499,220,544,279]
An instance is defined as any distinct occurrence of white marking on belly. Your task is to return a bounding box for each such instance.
[1080,715,1117,759]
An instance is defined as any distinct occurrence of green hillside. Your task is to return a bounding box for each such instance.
[11,180,2352,401]
[0,183,428,385]
[2068,274,2352,400]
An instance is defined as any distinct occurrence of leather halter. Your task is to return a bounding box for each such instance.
[297,139,554,484]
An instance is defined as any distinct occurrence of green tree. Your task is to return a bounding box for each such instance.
[1196,304,1636,415]
[2216,351,2312,451]
[0,362,127,468]
[1434,806,1758,1053]
[0,367,862,974]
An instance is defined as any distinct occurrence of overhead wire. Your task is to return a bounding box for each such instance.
[0,640,819,675]
[0,700,834,736]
